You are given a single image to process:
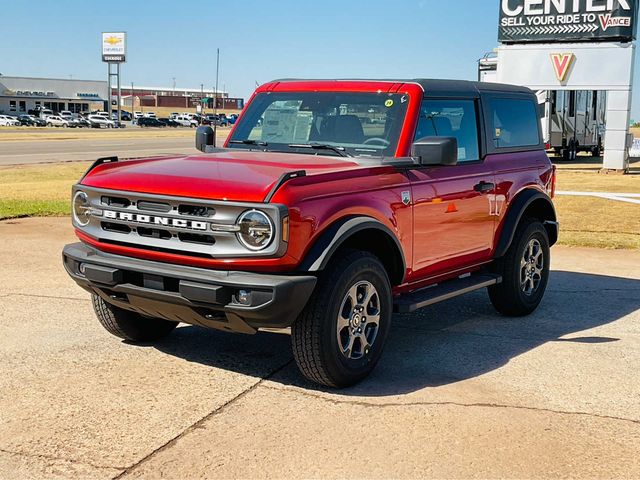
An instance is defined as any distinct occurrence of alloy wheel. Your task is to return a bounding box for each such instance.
[336,281,381,360]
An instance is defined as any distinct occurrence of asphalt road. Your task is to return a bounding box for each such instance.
[1,217,639,479]
[0,137,197,166]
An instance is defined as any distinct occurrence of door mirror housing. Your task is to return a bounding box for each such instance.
[196,125,215,152]
[411,136,458,166]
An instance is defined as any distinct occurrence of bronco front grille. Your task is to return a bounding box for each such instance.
[74,186,287,258]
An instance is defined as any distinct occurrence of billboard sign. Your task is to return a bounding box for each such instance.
[102,32,126,63]
[499,0,638,43]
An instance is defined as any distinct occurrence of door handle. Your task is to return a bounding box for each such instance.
[474,181,495,193]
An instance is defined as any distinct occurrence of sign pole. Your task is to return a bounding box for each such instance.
[117,63,122,124]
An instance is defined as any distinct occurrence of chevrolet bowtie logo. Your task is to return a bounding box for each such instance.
[104,36,122,45]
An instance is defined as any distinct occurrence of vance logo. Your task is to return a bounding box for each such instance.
[599,13,632,31]
[550,53,575,82]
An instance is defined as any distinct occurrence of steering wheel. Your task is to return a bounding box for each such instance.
[363,137,390,146]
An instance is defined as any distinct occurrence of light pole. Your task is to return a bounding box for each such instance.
[172,77,176,96]
[215,48,220,115]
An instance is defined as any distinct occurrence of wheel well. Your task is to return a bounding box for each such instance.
[522,197,558,245]
[337,228,405,286]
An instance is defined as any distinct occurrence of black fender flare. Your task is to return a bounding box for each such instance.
[299,216,406,285]
[495,189,558,258]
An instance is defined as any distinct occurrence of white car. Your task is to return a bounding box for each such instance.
[144,112,157,118]
[173,115,198,127]
[60,110,74,121]
[46,116,69,127]
[87,115,115,128]
[133,111,143,119]
[0,115,21,126]
[38,109,54,119]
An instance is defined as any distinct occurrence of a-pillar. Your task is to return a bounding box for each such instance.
[602,89,632,174]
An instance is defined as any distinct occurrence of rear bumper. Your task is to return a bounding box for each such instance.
[62,242,317,334]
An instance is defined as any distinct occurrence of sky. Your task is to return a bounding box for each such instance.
[1,0,640,118]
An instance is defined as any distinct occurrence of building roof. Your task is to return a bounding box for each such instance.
[127,85,226,94]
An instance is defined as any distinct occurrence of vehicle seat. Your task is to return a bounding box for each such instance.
[318,115,365,144]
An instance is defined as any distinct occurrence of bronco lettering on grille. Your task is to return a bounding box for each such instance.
[103,210,208,231]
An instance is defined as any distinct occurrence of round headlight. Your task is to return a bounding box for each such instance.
[72,191,91,226]
[236,210,274,251]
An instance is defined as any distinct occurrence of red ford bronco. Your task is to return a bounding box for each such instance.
[63,79,557,387]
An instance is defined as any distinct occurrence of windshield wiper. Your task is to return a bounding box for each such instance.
[288,143,351,158]
[229,139,269,147]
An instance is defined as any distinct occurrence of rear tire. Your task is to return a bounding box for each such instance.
[291,251,392,388]
[92,294,178,342]
[489,219,550,317]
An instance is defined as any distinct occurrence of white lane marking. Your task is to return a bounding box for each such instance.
[556,191,640,205]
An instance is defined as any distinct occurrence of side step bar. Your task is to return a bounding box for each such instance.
[394,273,502,314]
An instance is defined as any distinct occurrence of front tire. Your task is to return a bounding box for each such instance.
[92,294,178,342]
[291,251,392,388]
[489,219,550,316]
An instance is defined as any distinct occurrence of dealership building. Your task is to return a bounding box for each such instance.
[0,75,108,115]
[116,85,244,111]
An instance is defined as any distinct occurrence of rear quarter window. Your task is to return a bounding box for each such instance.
[489,98,540,149]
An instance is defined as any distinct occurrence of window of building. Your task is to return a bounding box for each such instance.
[414,99,479,162]
[489,98,540,148]
[19,101,26,112]
[9,101,16,112]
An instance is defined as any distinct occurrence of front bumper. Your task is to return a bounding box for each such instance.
[63,243,317,334]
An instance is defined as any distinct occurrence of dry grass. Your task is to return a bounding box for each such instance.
[553,157,639,249]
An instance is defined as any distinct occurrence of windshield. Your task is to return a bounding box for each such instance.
[227,91,410,157]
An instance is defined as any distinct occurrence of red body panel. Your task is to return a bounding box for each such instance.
[77,80,555,293]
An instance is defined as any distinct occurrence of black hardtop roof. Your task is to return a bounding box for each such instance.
[272,78,533,96]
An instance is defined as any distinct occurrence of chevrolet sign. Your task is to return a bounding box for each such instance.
[103,210,209,231]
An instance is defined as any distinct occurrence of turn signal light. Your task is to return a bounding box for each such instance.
[282,216,290,242]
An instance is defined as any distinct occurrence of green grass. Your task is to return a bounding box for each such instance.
[0,199,70,219]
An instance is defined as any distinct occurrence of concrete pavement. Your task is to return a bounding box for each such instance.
[0,217,639,479]
[0,137,196,166]
[0,129,231,165]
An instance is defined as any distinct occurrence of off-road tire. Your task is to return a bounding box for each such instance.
[92,294,178,342]
[489,219,550,317]
[291,251,392,388]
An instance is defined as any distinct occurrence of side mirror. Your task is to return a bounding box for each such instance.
[411,136,458,166]
[196,125,215,152]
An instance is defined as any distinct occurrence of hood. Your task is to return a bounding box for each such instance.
[80,150,363,202]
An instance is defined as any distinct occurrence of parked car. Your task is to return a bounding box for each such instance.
[0,115,21,126]
[202,114,228,127]
[69,117,92,128]
[46,115,69,127]
[37,109,54,119]
[17,114,46,126]
[60,111,74,121]
[173,115,198,127]
[169,112,180,119]
[158,118,180,128]
[137,117,166,127]
[63,78,558,389]
[227,114,239,125]
[143,112,157,118]
[111,111,132,122]
[87,115,115,128]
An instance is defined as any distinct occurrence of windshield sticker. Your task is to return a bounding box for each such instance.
[401,96,408,103]
[384,99,394,108]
